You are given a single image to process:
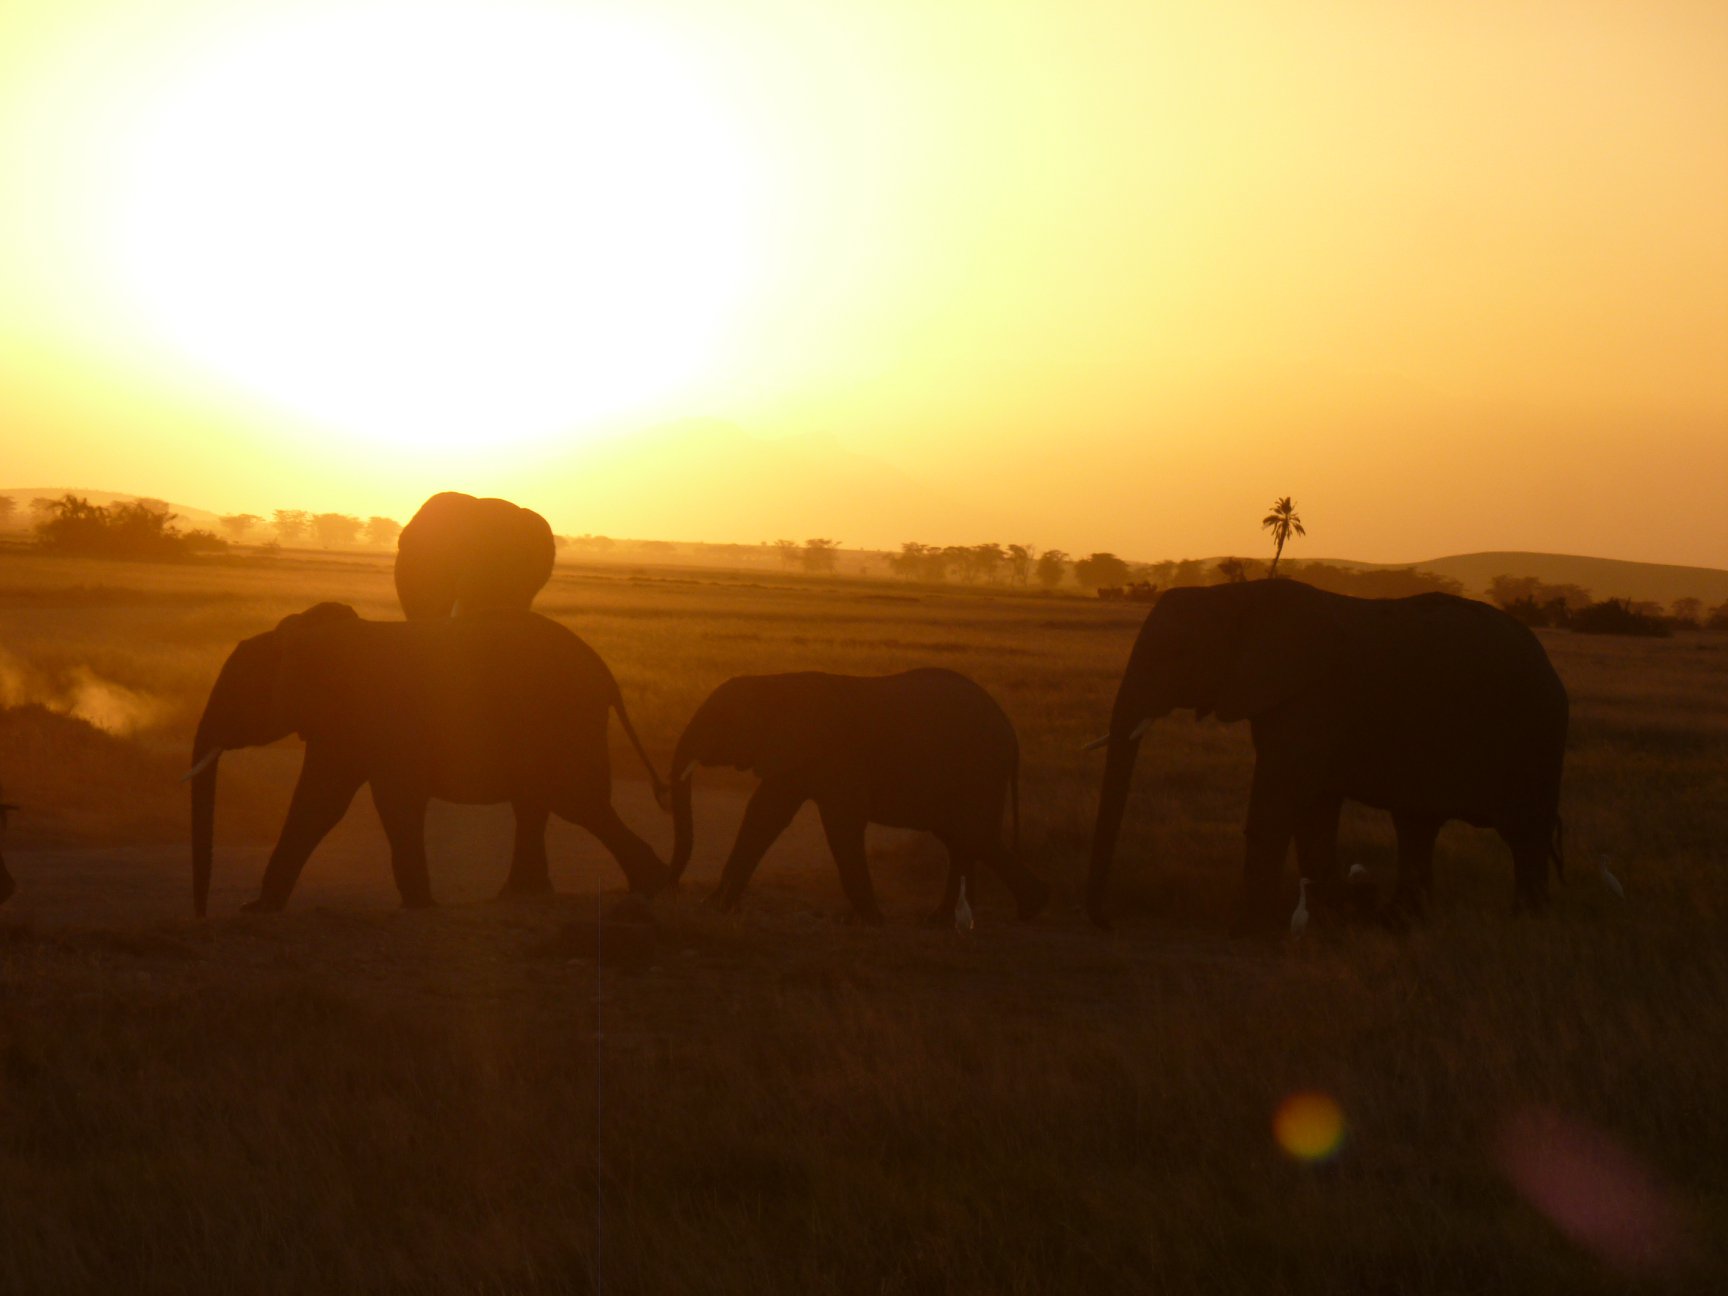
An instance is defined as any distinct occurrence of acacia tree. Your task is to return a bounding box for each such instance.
[311,513,363,548]
[0,496,15,528]
[801,538,841,574]
[272,509,311,543]
[1073,552,1129,590]
[218,513,262,542]
[771,539,800,568]
[363,516,403,548]
[1035,549,1068,588]
[1262,497,1305,575]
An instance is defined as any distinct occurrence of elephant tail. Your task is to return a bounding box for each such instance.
[1009,748,1021,857]
[610,686,669,812]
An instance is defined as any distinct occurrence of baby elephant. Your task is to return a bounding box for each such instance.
[668,668,1048,925]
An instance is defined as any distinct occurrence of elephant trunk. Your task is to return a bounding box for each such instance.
[189,716,223,918]
[669,731,697,885]
[1086,718,1147,930]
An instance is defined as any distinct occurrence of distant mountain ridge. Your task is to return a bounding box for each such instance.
[1390,551,1728,607]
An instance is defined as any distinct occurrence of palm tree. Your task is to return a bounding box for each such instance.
[1261,497,1305,576]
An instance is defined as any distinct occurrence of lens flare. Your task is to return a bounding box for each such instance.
[1274,1091,1346,1163]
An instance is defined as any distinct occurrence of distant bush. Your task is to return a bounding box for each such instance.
[33,495,227,561]
[1570,598,1672,638]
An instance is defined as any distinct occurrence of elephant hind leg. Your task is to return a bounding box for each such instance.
[565,799,666,897]
[815,797,883,925]
[498,802,553,897]
[976,838,1048,920]
[1387,812,1443,922]
[926,839,969,927]
[1504,823,1552,914]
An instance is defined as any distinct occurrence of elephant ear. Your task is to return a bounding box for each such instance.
[1213,582,1343,722]
[744,678,832,783]
[273,604,363,737]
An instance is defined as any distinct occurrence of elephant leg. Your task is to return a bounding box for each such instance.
[926,838,968,927]
[975,834,1050,921]
[815,795,883,925]
[499,802,554,897]
[710,781,804,911]
[247,749,364,912]
[569,799,667,897]
[1505,823,1551,914]
[369,779,436,908]
[1236,755,1318,936]
[1292,791,1344,883]
[1388,812,1443,921]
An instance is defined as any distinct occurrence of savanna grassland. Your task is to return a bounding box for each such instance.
[1,546,1725,1294]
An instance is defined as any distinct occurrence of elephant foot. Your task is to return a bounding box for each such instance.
[399,893,437,911]
[1085,902,1113,932]
[497,874,555,900]
[1016,878,1051,921]
[842,907,885,927]
[241,896,286,915]
[924,905,955,928]
[703,888,739,913]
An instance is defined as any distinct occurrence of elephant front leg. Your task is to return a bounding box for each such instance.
[499,802,554,897]
[247,748,364,912]
[1235,758,1314,937]
[369,779,436,909]
[815,794,883,925]
[1387,812,1443,923]
[710,781,804,911]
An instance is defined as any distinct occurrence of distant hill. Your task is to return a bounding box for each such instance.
[1386,552,1728,607]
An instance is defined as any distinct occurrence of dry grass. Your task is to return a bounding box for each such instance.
[0,548,1724,1293]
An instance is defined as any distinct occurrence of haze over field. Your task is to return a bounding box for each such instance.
[1,1,1723,564]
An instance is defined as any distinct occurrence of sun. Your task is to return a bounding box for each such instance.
[104,2,764,455]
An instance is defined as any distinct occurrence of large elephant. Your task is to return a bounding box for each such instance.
[668,669,1049,924]
[393,492,556,620]
[187,603,668,916]
[1087,580,1567,931]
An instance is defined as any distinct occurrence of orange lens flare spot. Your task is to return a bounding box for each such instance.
[1274,1091,1346,1163]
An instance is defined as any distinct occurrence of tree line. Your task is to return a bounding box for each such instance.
[1488,575,1728,636]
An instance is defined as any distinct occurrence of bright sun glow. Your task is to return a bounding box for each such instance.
[105,2,763,454]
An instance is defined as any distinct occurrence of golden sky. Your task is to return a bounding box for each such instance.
[2,0,1723,565]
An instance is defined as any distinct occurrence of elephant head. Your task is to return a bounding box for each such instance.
[394,491,556,620]
[1087,580,1341,927]
[667,676,824,883]
[187,602,360,917]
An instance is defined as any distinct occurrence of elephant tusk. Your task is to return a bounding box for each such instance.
[1598,855,1625,900]
[1082,718,1152,753]
[679,760,699,782]
[180,748,223,783]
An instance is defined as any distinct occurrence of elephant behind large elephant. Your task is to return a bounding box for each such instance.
[669,668,1048,925]
[394,492,557,620]
[1087,579,1567,931]
[187,604,667,916]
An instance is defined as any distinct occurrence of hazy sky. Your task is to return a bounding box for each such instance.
[2,0,1723,564]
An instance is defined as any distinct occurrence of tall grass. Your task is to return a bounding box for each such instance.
[0,550,1723,1292]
